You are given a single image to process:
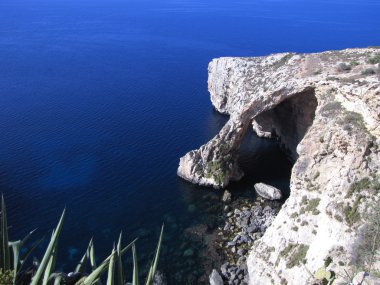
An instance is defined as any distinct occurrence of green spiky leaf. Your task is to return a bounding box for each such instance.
[75,239,93,273]
[116,233,124,285]
[30,209,66,285]
[81,259,109,285]
[42,244,58,285]
[18,237,44,273]
[106,247,116,285]
[53,274,62,285]
[1,194,10,270]
[132,244,139,285]
[90,241,96,271]
[9,240,21,284]
[145,224,164,285]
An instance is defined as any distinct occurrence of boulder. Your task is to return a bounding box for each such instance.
[209,269,223,285]
[254,183,282,200]
[222,190,232,203]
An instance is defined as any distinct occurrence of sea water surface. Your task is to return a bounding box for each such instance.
[1,0,379,283]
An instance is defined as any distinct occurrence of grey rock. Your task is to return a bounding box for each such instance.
[222,190,232,203]
[237,248,247,256]
[254,183,283,200]
[221,262,229,276]
[183,248,194,257]
[209,269,223,285]
[246,225,259,233]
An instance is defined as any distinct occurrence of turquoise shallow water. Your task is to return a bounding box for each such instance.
[0,0,379,283]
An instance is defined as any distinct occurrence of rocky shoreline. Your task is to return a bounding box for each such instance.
[210,191,281,285]
[178,48,380,284]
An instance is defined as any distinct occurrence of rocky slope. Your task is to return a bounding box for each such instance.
[178,48,380,284]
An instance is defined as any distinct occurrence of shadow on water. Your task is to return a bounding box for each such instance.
[231,129,294,200]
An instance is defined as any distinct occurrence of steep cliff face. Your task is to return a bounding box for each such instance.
[178,48,380,284]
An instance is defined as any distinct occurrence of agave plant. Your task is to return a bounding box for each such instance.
[0,195,164,285]
[0,195,45,285]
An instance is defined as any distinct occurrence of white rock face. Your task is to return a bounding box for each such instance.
[209,269,223,285]
[254,183,283,200]
[178,48,380,284]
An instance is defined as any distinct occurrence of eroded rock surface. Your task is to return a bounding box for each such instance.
[178,48,380,284]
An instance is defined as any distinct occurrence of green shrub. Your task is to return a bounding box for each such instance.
[321,102,342,116]
[274,53,294,68]
[362,68,376,75]
[337,63,351,72]
[0,269,13,285]
[304,198,321,215]
[350,61,360,67]
[355,200,380,272]
[368,53,380,64]
[346,177,371,197]
[286,244,309,268]
[342,111,366,130]
[344,195,362,226]
[290,212,299,219]
[280,244,296,258]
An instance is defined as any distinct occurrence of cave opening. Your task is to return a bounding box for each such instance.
[232,88,318,199]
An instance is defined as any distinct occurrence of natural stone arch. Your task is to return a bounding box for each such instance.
[177,85,317,189]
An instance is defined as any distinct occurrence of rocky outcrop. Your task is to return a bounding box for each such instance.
[178,48,380,284]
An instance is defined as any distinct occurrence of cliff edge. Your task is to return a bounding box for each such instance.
[178,48,380,284]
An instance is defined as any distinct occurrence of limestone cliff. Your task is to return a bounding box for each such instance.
[178,48,380,284]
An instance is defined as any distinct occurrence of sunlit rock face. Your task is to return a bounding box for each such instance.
[178,48,380,284]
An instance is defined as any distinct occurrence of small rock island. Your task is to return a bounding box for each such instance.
[178,48,380,284]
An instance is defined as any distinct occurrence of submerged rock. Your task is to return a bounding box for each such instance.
[254,183,282,200]
[153,271,167,285]
[183,248,194,257]
[222,190,232,203]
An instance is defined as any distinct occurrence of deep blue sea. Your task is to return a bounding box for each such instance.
[1,0,379,283]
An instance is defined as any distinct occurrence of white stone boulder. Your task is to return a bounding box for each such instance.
[254,183,282,200]
[209,269,223,285]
